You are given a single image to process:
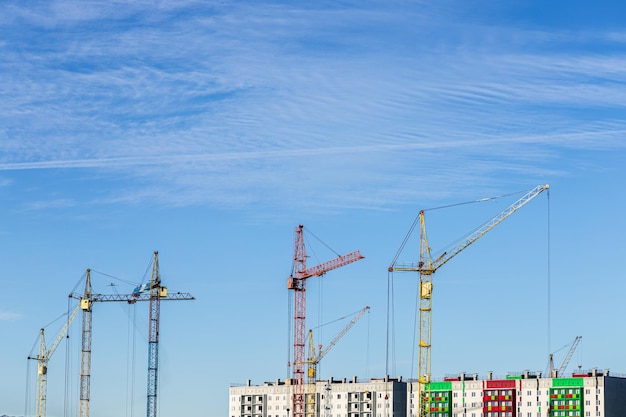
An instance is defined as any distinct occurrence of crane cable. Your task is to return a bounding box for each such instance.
[63,298,70,417]
[388,188,531,269]
[68,270,87,296]
[91,269,137,287]
[410,276,420,381]
[303,227,342,259]
[547,187,552,364]
[125,302,137,417]
[422,189,526,212]
[385,270,397,378]
[286,284,292,378]
[24,349,33,416]
[311,308,370,330]
[366,309,371,379]
[301,225,345,376]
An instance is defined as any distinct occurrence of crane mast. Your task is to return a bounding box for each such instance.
[79,269,93,417]
[147,251,161,417]
[70,253,194,417]
[390,184,549,417]
[287,225,364,417]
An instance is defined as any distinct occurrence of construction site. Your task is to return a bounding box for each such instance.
[229,184,626,417]
[23,184,626,417]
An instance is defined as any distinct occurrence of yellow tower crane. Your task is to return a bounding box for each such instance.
[28,303,80,417]
[389,184,549,417]
[305,306,370,417]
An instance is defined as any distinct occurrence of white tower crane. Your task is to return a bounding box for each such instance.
[549,336,582,377]
[305,306,370,417]
[28,303,80,417]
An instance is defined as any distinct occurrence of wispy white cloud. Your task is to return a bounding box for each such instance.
[23,198,77,211]
[1,125,623,170]
[0,311,22,321]
[1,1,625,212]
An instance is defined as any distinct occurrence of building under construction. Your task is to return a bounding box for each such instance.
[229,369,626,417]
[249,187,626,417]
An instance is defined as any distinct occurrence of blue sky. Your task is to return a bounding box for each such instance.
[1,1,625,416]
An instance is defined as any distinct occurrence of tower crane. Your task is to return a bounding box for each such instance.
[70,252,194,417]
[288,225,364,417]
[28,303,80,417]
[549,336,582,377]
[305,306,370,417]
[389,184,549,417]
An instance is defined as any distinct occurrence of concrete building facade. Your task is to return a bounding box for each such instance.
[229,376,407,417]
[410,369,626,417]
[230,370,626,417]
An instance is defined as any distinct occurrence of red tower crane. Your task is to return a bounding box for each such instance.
[287,225,364,417]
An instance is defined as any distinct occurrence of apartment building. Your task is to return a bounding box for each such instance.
[230,370,626,417]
